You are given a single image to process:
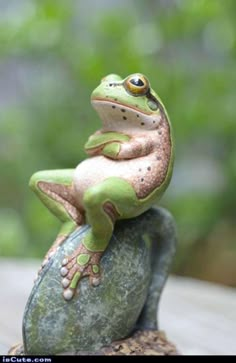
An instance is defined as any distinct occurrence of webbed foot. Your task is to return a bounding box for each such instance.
[60,243,102,301]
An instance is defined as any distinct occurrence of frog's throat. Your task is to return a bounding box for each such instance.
[91,99,162,133]
[91,98,153,116]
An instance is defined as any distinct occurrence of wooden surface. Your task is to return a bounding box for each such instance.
[0,258,235,356]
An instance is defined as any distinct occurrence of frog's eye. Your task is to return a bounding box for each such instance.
[124,74,150,96]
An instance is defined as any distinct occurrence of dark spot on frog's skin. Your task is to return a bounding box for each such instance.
[112,105,116,109]
[121,109,126,112]
[158,131,162,135]
[157,156,161,161]
[123,116,127,120]
[147,166,151,171]
[114,98,117,101]
[141,122,145,126]
[153,120,156,123]
[135,104,139,108]
[139,168,142,172]
[141,178,144,182]
[136,114,139,118]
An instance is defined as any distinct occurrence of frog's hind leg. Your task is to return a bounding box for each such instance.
[29,169,84,270]
[61,177,141,301]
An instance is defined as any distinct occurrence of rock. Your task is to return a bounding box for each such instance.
[23,207,177,355]
[56,330,180,355]
[85,330,180,356]
[9,330,180,356]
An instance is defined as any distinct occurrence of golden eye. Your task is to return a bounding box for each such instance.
[124,74,150,96]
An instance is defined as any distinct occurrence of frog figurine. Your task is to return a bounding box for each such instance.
[29,73,174,301]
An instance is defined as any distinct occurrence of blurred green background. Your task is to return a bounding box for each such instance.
[0,0,235,286]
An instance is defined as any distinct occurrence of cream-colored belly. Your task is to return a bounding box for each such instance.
[73,153,164,206]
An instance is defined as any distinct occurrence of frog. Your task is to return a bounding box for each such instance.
[29,73,174,301]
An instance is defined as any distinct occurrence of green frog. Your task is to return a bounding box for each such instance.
[29,73,174,301]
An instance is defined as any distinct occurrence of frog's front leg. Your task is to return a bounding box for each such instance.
[102,136,154,160]
[61,177,141,301]
[29,169,84,272]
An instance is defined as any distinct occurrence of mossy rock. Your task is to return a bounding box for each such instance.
[23,207,176,355]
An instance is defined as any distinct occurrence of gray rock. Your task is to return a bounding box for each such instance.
[23,207,177,355]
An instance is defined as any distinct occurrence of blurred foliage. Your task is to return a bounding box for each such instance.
[0,0,236,286]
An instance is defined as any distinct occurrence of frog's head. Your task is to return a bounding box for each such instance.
[91,73,168,133]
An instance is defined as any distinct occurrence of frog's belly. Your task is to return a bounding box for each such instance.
[73,154,166,206]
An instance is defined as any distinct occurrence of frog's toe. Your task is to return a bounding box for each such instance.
[36,254,53,279]
[88,264,101,286]
[62,258,69,266]
[63,288,75,301]
[40,252,54,271]
[38,245,61,279]
[67,265,81,280]
[90,275,101,287]
[61,277,70,288]
[41,259,48,268]
[60,266,69,277]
